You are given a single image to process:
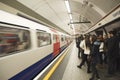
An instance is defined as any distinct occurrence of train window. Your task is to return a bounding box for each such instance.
[63,36,65,41]
[37,32,51,47]
[0,26,30,57]
[58,35,60,42]
[53,34,56,43]
[65,36,67,41]
[61,35,64,42]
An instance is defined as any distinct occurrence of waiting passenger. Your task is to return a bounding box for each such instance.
[75,35,81,58]
[0,38,3,53]
[103,35,108,64]
[77,35,91,73]
[98,35,105,67]
[106,30,119,76]
[75,35,83,58]
[89,35,101,80]
[79,35,84,59]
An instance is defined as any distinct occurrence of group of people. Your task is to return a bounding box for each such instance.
[75,30,120,80]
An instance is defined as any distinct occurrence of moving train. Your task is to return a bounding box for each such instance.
[0,10,72,80]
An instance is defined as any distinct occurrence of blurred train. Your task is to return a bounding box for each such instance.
[0,10,72,80]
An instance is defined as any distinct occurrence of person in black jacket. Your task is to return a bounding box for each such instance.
[76,35,83,58]
[75,35,81,58]
[106,30,119,76]
[89,35,101,80]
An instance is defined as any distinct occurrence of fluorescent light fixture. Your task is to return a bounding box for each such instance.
[65,0,71,13]
[92,5,106,17]
[70,20,73,23]
[71,24,74,27]
[69,14,72,20]
[71,24,75,34]
[65,0,75,34]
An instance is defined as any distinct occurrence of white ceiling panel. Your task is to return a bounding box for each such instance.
[16,0,120,35]
[17,0,44,8]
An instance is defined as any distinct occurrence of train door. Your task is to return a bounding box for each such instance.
[53,34,60,57]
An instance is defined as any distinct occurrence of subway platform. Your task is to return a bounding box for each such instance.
[34,41,120,80]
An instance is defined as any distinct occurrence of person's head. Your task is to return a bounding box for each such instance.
[0,38,2,42]
[80,35,84,40]
[85,35,91,47]
[0,39,2,42]
[103,35,108,39]
[108,30,116,38]
[90,35,97,43]
[97,34,103,41]
[85,35,90,41]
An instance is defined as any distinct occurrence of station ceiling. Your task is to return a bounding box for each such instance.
[0,0,120,35]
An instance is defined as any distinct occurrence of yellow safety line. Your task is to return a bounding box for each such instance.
[43,48,69,80]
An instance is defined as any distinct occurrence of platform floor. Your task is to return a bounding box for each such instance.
[61,42,120,80]
[62,42,90,80]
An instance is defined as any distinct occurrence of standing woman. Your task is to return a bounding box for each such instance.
[77,35,91,73]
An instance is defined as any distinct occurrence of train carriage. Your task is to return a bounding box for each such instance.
[0,10,71,80]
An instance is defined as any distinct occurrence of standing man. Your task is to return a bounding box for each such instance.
[75,35,81,58]
[89,35,101,80]
[106,30,119,76]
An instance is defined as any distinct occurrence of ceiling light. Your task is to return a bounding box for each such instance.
[65,0,73,23]
[65,0,75,34]
[65,0,71,13]
[70,20,73,23]
[69,14,72,20]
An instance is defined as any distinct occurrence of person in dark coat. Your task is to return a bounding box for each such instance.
[89,35,101,80]
[106,30,119,76]
[75,35,81,58]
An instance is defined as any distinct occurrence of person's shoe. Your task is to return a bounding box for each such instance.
[97,78,101,80]
[96,76,100,80]
[78,56,80,59]
[105,74,114,78]
[77,65,81,69]
[87,70,91,73]
[89,78,93,80]
[99,64,104,69]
